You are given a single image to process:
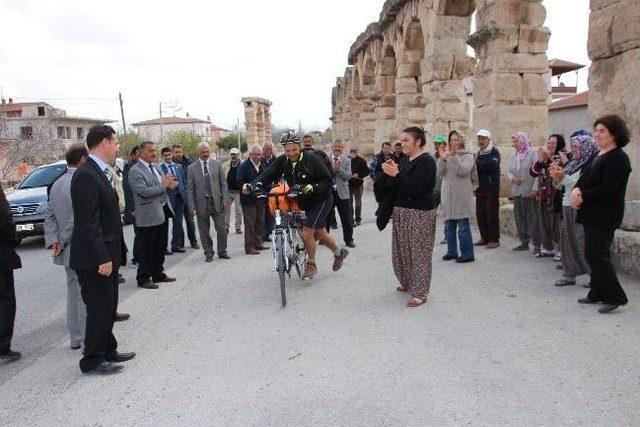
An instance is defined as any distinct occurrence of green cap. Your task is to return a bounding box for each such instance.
[433,135,446,144]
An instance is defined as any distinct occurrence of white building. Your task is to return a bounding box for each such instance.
[132,116,229,145]
[548,91,590,139]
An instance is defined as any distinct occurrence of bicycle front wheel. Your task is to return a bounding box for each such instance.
[275,232,287,307]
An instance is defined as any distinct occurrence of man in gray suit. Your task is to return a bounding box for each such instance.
[44,144,89,349]
[128,141,177,288]
[326,139,355,248]
[187,143,229,262]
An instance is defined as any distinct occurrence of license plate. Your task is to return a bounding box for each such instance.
[16,223,35,232]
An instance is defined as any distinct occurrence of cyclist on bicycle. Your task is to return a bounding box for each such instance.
[243,131,349,280]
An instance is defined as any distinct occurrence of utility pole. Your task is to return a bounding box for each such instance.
[118,92,127,136]
[159,102,163,144]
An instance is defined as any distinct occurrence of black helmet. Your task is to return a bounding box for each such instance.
[279,130,301,145]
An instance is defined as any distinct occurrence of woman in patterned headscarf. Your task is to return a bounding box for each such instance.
[548,130,597,287]
[508,131,540,253]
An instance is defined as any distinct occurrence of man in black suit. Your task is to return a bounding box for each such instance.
[70,125,135,375]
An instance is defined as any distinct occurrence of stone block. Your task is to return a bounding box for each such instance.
[431,100,468,122]
[476,1,546,27]
[611,1,640,54]
[518,26,551,54]
[611,229,640,278]
[396,77,418,94]
[377,75,396,95]
[396,93,424,108]
[622,201,640,231]
[523,73,549,104]
[472,74,492,108]
[375,106,396,120]
[590,0,621,10]
[423,53,455,82]
[408,107,427,123]
[359,111,376,122]
[452,54,475,79]
[473,104,548,147]
[397,63,421,78]
[427,13,472,39]
[405,49,424,64]
[499,204,517,236]
[588,5,615,60]
[477,53,549,74]
[473,73,523,103]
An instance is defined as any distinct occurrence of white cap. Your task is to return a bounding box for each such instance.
[477,129,491,138]
[230,148,240,154]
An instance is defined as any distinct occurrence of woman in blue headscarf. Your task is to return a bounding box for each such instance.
[548,130,597,287]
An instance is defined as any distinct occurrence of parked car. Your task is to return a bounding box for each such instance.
[7,157,125,244]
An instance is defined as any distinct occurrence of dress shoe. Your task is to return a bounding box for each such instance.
[0,350,22,362]
[578,297,599,304]
[598,304,621,314]
[442,254,458,261]
[512,243,530,251]
[172,248,186,253]
[236,228,243,234]
[138,281,159,289]
[255,245,270,251]
[83,361,123,375]
[456,257,475,263]
[486,242,501,249]
[474,240,488,246]
[191,242,200,249]
[218,253,231,259]
[165,249,173,256]
[246,249,260,255]
[205,255,214,262]
[346,241,356,248]
[70,345,81,350]
[153,275,176,283]
[106,351,136,363]
[115,312,130,322]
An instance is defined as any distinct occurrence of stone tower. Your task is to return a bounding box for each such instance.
[241,97,272,147]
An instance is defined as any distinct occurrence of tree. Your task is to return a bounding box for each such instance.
[117,131,142,160]
[164,130,202,157]
[217,132,247,153]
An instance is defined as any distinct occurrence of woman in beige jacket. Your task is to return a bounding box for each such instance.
[437,130,476,263]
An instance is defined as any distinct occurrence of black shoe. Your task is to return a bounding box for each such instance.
[346,241,356,248]
[0,350,22,362]
[442,254,458,261]
[355,220,361,226]
[598,304,621,314]
[83,361,123,375]
[172,248,186,253]
[191,243,200,249]
[165,250,173,256]
[153,275,176,283]
[456,257,475,263]
[205,255,214,262]
[236,229,243,234]
[106,351,136,363]
[138,281,159,289]
[70,345,81,350]
[578,297,599,304]
[513,243,530,251]
[218,253,231,259]
[115,312,130,322]
[117,275,126,285]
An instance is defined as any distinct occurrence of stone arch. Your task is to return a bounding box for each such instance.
[396,17,426,129]
[375,45,399,145]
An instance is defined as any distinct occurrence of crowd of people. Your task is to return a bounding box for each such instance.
[0,114,633,372]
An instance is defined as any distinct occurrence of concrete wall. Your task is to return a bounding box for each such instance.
[548,106,590,139]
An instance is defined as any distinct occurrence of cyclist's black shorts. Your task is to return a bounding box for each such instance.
[303,192,333,230]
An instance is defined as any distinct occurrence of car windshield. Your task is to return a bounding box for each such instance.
[18,164,67,189]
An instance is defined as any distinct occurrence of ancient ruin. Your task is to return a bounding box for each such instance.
[331,0,639,200]
[241,97,272,147]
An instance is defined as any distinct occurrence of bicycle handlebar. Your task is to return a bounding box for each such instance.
[248,182,304,199]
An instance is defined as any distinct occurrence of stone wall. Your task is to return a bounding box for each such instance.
[241,97,272,147]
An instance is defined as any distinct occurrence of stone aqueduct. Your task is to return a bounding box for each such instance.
[330,0,639,199]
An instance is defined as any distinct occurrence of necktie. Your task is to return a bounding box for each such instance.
[203,162,213,196]
[104,167,114,188]
[149,164,159,182]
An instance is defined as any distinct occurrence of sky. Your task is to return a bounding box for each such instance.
[0,0,590,132]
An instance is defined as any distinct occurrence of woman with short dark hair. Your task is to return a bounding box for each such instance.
[571,114,632,313]
[0,182,22,361]
[382,127,437,308]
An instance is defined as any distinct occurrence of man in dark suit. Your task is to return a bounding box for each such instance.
[128,141,177,288]
[172,144,199,249]
[236,145,268,254]
[70,125,135,375]
[160,147,188,254]
[122,146,140,226]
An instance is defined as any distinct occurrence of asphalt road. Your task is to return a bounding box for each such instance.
[1,192,639,426]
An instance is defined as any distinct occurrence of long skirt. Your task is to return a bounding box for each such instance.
[559,206,590,279]
[391,207,436,301]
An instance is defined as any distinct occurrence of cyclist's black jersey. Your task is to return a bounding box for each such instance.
[252,151,333,210]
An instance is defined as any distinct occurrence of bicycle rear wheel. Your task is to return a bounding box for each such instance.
[275,232,287,307]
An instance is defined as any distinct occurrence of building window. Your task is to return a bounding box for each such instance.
[77,127,84,140]
[66,127,71,139]
[20,126,33,140]
[37,106,45,116]
[57,126,65,139]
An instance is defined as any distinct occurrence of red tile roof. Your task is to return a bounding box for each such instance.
[549,91,589,111]
[132,116,210,126]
